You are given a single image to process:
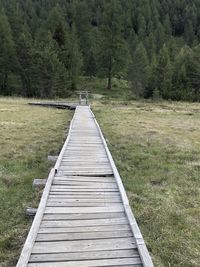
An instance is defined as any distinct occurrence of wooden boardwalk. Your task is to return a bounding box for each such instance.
[17,106,154,267]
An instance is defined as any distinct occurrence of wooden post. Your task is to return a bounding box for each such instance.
[76,91,89,106]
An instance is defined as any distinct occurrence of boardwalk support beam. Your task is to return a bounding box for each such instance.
[32,179,47,188]
[26,208,37,217]
[48,155,58,162]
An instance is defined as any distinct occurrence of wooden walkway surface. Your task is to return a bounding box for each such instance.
[17,106,154,267]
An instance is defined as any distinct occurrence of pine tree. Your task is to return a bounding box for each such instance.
[47,4,68,47]
[138,14,146,39]
[154,22,165,51]
[156,44,172,99]
[187,45,200,98]
[74,1,93,75]
[127,29,139,58]
[98,0,128,89]
[173,46,191,100]
[0,10,16,95]
[184,20,195,46]
[17,29,33,97]
[67,24,83,90]
[31,33,64,98]
[146,54,158,98]
[163,14,172,36]
[145,33,156,63]
[128,42,149,98]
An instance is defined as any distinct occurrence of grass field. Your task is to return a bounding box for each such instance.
[0,98,72,267]
[1,97,200,267]
[93,100,200,267]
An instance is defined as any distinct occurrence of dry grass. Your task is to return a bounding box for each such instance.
[93,100,200,267]
[1,97,200,267]
[0,97,72,267]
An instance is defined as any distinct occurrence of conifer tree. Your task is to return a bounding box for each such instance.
[67,24,83,90]
[47,4,68,47]
[98,0,128,89]
[17,30,33,97]
[146,54,158,98]
[156,44,172,99]
[138,14,146,39]
[74,1,93,75]
[128,42,149,98]
[184,20,195,45]
[164,14,172,36]
[0,10,15,95]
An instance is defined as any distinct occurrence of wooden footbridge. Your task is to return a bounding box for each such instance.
[17,106,154,267]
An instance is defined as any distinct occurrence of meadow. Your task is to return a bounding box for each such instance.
[0,98,72,267]
[0,97,200,267]
[93,100,200,267]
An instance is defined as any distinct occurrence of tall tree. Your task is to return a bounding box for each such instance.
[67,24,83,90]
[128,42,149,98]
[46,4,68,48]
[184,20,195,45]
[98,0,128,89]
[16,29,33,97]
[74,1,93,75]
[0,10,16,95]
[156,44,172,99]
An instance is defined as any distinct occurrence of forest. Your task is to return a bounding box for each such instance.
[0,0,200,101]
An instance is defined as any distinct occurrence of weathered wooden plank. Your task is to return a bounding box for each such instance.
[44,206,124,214]
[48,193,121,198]
[29,249,138,262]
[46,202,122,207]
[61,158,109,161]
[36,230,133,241]
[58,168,113,173]
[50,188,118,192]
[48,155,58,162]
[56,171,113,176]
[49,191,120,198]
[28,258,142,267]
[53,180,116,185]
[32,237,136,254]
[32,179,47,188]
[51,184,117,189]
[60,162,110,165]
[47,197,121,203]
[38,224,130,234]
[41,217,128,227]
[26,208,37,217]
[42,212,125,221]
[54,176,115,182]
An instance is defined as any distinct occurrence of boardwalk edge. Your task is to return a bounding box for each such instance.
[91,108,154,267]
[16,108,77,267]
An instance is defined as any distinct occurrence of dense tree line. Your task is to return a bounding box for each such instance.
[0,0,200,100]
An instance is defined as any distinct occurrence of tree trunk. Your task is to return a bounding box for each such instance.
[107,57,112,90]
[3,73,8,95]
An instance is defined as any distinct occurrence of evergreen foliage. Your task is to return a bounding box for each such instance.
[129,43,149,97]
[0,0,199,100]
